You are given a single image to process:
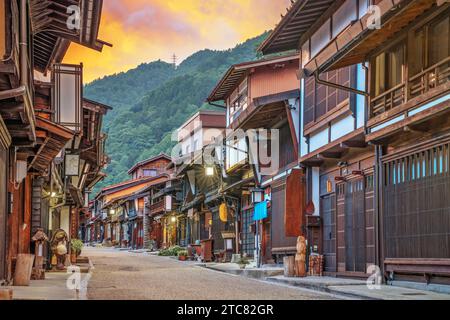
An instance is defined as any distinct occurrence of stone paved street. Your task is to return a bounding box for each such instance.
[85,247,342,300]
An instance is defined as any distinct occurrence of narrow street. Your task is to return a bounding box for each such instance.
[85,247,341,300]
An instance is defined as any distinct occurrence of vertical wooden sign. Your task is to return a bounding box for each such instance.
[285,168,306,237]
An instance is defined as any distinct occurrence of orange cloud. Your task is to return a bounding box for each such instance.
[63,0,291,83]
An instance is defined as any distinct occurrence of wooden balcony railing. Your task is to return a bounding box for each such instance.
[370,57,450,117]
[149,201,165,214]
[409,56,450,98]
[371,83,406,117]
[230,107,243,124]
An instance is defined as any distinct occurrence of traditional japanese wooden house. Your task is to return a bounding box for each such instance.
[82,200,96,244]
[171,111,229,259]
[1,0,109,282]
[260,0,450,283]
[175,149,230,259]
[128,153,171,180]
[147,176,181,249]
[260,0,373,276]
[94,176,168,247]
[176,110,227,156]
[207,54,304,264]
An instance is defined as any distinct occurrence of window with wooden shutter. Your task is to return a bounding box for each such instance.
[303,66,354,127]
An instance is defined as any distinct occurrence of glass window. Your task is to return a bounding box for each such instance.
[373,42,405,96]
[193,140,198,151]
[410,29,425,76]
[358,0,369,18]
[429,15,449,67]
[387,43,404,90]
[143,169,157,177]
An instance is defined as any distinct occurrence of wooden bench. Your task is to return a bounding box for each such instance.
[385,258,450,283]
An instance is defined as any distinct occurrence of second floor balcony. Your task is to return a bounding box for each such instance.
[367,9,450,140]
[371,56,450,118]
[149,200,165,215]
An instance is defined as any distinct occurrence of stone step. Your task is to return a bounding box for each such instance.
[76,257,89,264]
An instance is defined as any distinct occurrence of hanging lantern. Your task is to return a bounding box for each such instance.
[219,203,228,222]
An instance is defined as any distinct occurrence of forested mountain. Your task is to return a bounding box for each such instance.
[85,32,269,193]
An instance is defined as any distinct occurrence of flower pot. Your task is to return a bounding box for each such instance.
[70,252,77,264]
[179,256,187,261]
[239,264,247,270]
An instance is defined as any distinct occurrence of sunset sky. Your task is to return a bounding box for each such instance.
[63,0,291,83]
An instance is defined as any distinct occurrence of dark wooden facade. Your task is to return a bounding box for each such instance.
[208,55,305,263]
[1,0,109,283]
[261,0,450,283]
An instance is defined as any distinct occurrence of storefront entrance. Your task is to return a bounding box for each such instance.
[321,193,336,273]
[336,173,375,276]
[382,141,450,282]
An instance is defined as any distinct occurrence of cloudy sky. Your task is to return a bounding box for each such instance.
[63,0,291,83]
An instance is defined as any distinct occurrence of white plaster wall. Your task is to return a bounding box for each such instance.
[60,206,70,236]
[331,115,354,141]
[309,128,329,152]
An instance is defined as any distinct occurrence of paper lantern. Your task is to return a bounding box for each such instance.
[219,203,228,222]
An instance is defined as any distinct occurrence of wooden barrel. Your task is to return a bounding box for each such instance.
[13,254,35,286]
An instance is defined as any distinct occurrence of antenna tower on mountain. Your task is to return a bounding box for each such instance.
[172,54,177,70]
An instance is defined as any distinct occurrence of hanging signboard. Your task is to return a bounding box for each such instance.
[253,201,268,221]
[285,169,306,237]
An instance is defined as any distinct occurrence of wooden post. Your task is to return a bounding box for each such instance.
[283,256,296,277]
[13,254,35,286]
[295,236,307,277]
[0,289,13,300]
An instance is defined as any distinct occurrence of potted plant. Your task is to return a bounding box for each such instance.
[70,239,84,264]
[178,250,188,261]
[237,255,250,269]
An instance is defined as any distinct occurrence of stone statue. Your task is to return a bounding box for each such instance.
[50,229,69,271]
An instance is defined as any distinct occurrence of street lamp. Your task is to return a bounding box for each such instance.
[251,188,264,203]
[205,165,215,177]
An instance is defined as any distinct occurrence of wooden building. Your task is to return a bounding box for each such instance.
[93,175,169,248]
[207,54,305,264]
[128,153,171,180]
[147,176,181,249]
[176,110,227,156]
[171,111,229,259]
[1,0,109,283]
[94,154,171,249]
[260,0,450,283]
